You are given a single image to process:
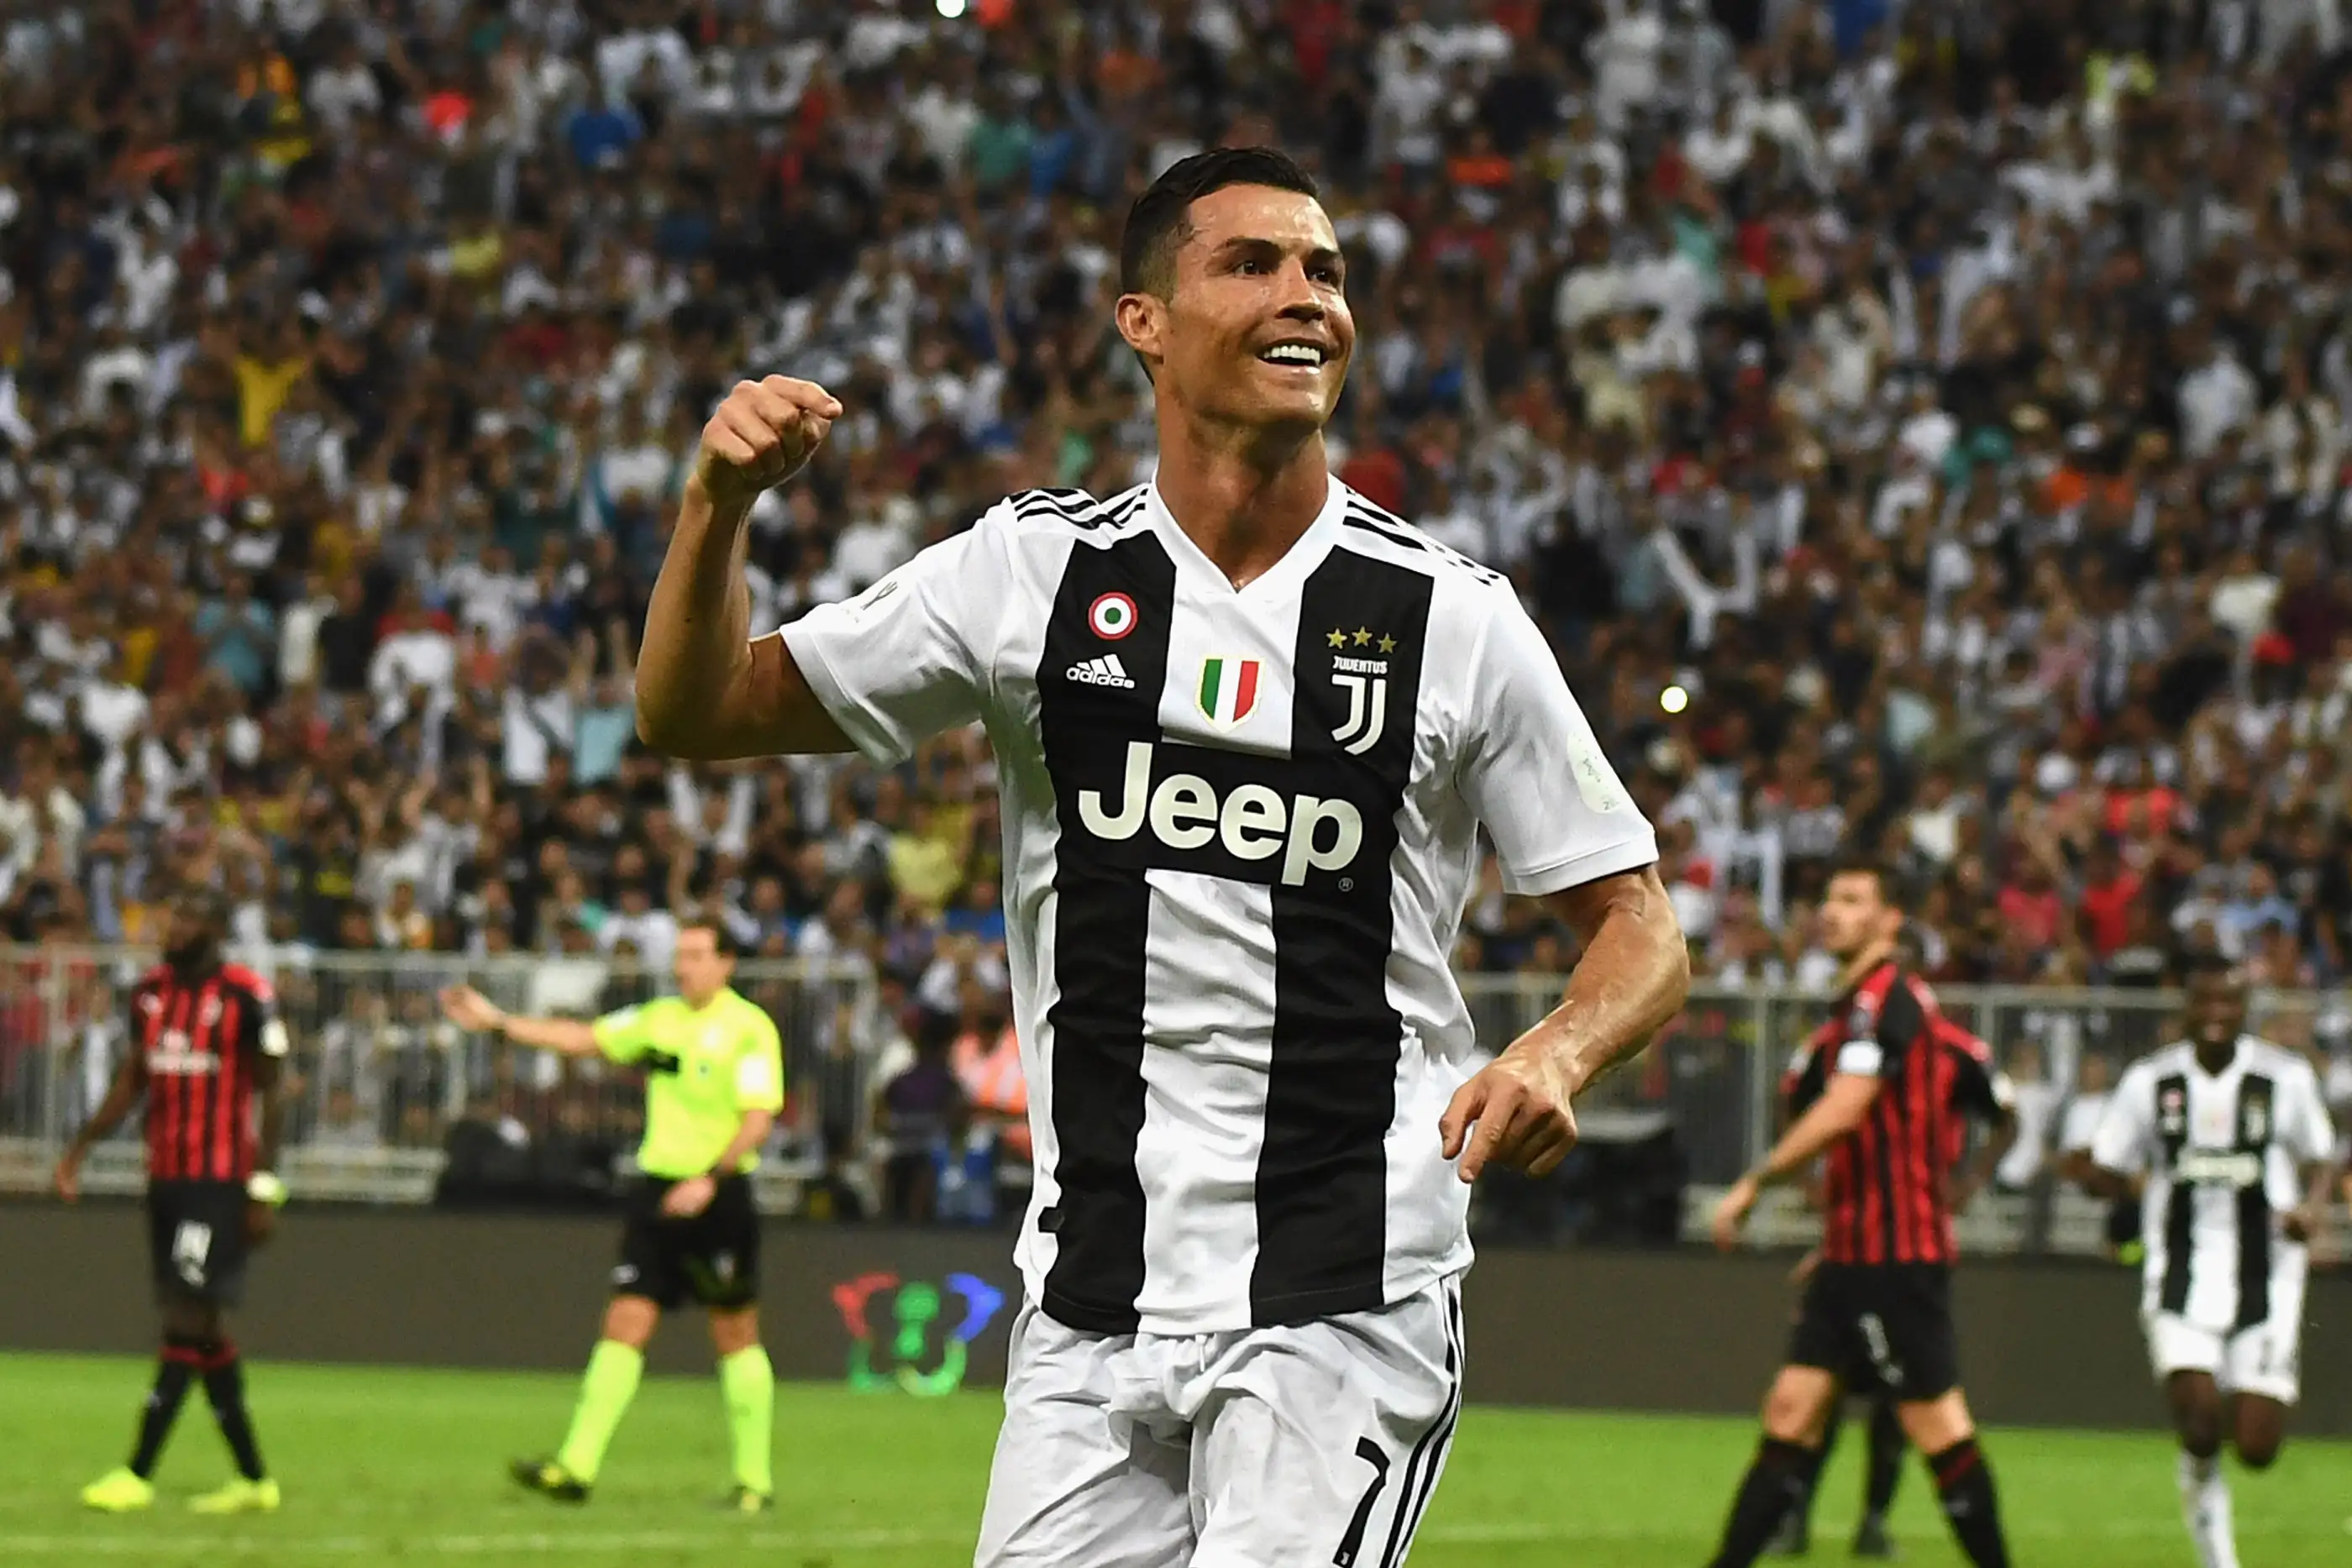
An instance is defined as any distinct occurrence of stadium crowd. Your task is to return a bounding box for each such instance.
[6,0,2352,1208]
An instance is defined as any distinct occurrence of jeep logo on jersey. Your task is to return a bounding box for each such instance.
[1077,741,1363,886]
[2174,1149,2265,1188]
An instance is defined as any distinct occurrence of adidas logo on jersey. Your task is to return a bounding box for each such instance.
[1066,655,1137,689]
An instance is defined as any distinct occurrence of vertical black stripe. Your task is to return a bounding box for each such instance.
[1869,1099,1900,1266]
[2155,1072,2194,1314]
[1035,533,1179,1335]
[1829,1140,1858,1262]
[1381,1284,1466,1568]
[2234,1075,2274,1332]
[171,984,201,1183]
[1251,552,1431,1324]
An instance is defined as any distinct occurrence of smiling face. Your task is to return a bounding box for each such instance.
[2186,964,2246,1053]
[1117,181,1354,438]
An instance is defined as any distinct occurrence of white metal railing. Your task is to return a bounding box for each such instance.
[0,947,879,1213]
[3,952,2344,1255]
[1457,976,2350,1255]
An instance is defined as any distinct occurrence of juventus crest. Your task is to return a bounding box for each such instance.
[1324,626,1400,757]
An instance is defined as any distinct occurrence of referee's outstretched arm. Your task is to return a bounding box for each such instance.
[437,987,597,1056]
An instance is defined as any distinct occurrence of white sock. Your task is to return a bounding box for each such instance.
[2176,1450,2239,1568]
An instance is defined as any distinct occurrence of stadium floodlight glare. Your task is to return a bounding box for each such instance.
[937,0,967,15]
[1660,684,1688,715]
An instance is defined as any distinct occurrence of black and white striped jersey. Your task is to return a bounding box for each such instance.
[782,477,1659,1334]
[2090,1036,2335,1333]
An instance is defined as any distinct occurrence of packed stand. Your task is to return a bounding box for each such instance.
[3,0,2351,1219]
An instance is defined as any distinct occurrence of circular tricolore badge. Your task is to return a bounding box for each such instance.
[1089,592,1137,640]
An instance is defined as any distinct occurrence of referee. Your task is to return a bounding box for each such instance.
[438,920,785,1511]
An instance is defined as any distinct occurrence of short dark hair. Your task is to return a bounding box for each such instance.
[2181,951,2241,989]
[679,919,738,960]
[1119,146,1320,300]
[1825,857,1902,907]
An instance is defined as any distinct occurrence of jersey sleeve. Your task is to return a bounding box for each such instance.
[775,501,1013,766]
[732,1004,786,1114]
[1948,1034,2016,1124]
[2280,1064,2338,1165]
[1456,587,1659,895]
[1835,972,1919,1079]
[592,1004,657,1063]
[2089,1065,2156,1175]
[230,970,291,1061]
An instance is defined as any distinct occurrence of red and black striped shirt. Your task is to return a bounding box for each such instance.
[134,962,286,1183]
[1787,963,2006,1266]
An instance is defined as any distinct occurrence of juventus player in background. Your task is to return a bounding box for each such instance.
[633,147,1690,1565]
[54,889,291,1514]
[1707,864,2014,1568]
[2084,957,2337,1568]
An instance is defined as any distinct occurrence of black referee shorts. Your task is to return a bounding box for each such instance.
[612,1173,760,1312]
[146,1179,252,1308]
[1788,1262,1960,1402]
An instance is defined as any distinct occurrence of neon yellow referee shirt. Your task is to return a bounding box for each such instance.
[591,988,785,1179]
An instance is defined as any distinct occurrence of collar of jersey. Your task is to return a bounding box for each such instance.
[1143,471,1349,601]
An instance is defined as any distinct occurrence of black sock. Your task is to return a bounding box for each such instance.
[1709,1437,1819,1568]
[1788,1404,1840,1529]
[1864,1398,1906,1518]
[129,1337,207,1478]
[1928,1437,2010,1568]
[201,1345,266,1482]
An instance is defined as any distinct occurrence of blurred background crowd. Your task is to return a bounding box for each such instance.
[4,0,2352,1226]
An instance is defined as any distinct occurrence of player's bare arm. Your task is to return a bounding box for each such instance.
[2283,1158,2334,1243]
[635,376,856,760]
[1949,1104,2019,1214]
[659,1106,774,1219]
[1711,1072,1884,1250]
[2076,1161,2146,1204]
[54,1049,149,1202]
[437,986,600,1056]
[246,1048,289,1246]
[1441,864,1689,1183]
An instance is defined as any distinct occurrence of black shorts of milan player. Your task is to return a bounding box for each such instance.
[1701,862,2014,1568]
[54,889,292,1513]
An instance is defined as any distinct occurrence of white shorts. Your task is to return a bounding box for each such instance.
[974,1274,1464,1568]
[2145,1256,2306,1404]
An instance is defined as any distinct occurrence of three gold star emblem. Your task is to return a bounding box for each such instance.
[1326,628,1401,653]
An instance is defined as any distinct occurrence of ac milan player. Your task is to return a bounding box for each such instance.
[1703,863,2014,1568]
[54,889,291,1514]
[1767,921,2019,1560]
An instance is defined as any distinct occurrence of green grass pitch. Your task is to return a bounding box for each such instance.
[2,1352,2347,1565]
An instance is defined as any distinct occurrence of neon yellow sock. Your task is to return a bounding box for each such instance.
[717,1345,774,1496]
[555,1340,643,1483]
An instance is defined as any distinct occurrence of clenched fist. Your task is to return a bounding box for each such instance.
[695,375,843,512]
[1440,1046,1581,1183]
